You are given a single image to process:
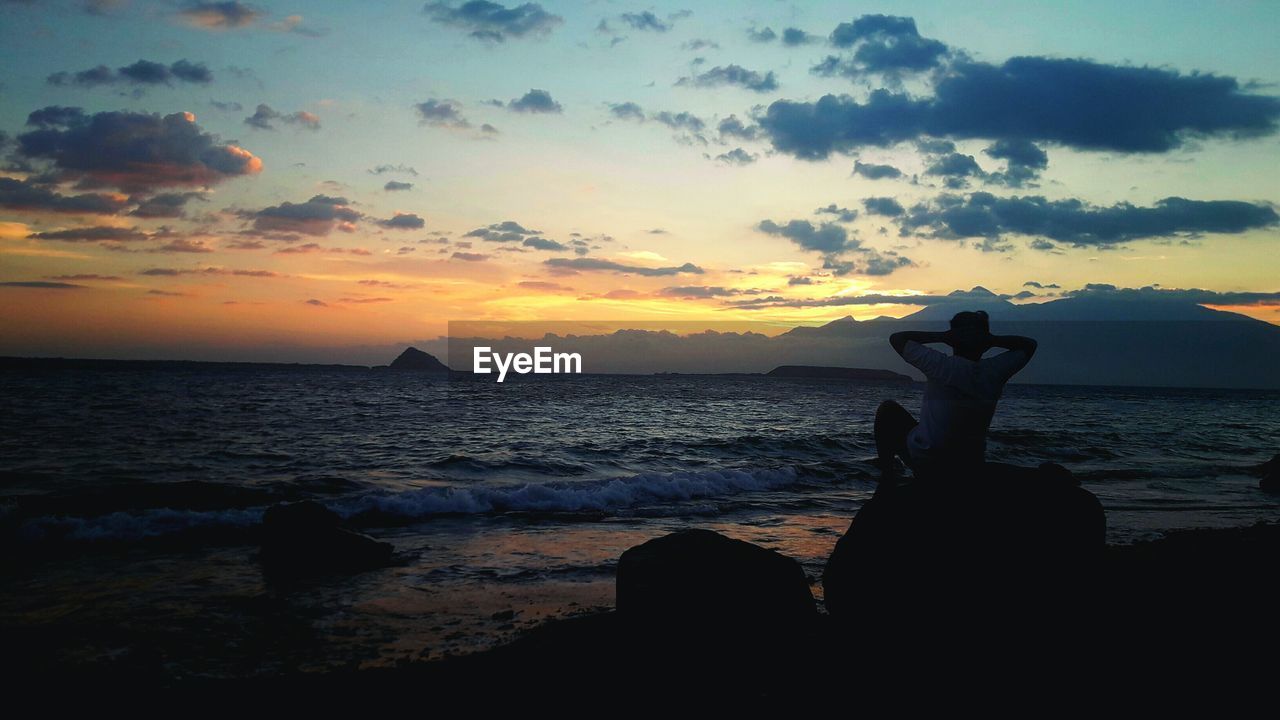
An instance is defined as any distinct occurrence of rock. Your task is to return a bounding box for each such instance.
[1253,454,1279,493]
[823,463,1105,621]
[260,500,393,577]
[387,347,450,372]
[616,529,815,634]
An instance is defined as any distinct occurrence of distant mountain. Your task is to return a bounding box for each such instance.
[767,365,913,382]
[387,347,450,372]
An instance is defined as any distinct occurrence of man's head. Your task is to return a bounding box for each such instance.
[949,310,991,360]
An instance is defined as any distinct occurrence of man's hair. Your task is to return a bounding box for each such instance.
[950,310,990,332]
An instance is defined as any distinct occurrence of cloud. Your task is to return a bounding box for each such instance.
[925,152,985,188]
[178,2,261,30]
[130,192,203,218]
[507,88,562,114]
[788,276,814,286]
[717,115,760,141]
[517,280,570,291]
[424,1,562,42]
[682,38,718,51]
[863,197,905,217]
[16,107,262,191]
[983,139,1048,188]
[853,160,903,180]
[464,220,541,243]
[900,192,1279,246]
[522,236,568,251]
[211,100,243,112]
[152,237,213,253]
[304,298,327,306]
[715,148,757,165]
[782,28,816,46]
[253,195,360,236]
[757,219,854,253]
[451,251,490,261]
[619,11,671,32]
[816,14,949,78]
[658,286,756,298]
[677,64,778,93]
[1024,281,1060,289]
[139,266,280,277]
[609,102,645,121]
[369,164,419,176]
[544,257,704,276]
[384,181,414,191]
[815,204,858,222]
[1063,284,1280,306]
[0,177,129,214]
[48,59,213,88]
[378,212,426,230]
[244,104,320,130]
[28,226,153,242]
[0,281,83,289]
[46,274,123,281]
[415,99,471,128]
[747,27,777,43]
[763,56,1280,159]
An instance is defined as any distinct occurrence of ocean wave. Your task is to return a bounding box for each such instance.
[4,466,808,545]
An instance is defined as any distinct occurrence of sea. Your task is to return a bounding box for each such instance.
[2,366,1277,678]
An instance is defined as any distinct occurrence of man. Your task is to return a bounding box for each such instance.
[875,310,1037,479]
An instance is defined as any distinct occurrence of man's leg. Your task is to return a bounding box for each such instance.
[874,400,917,475]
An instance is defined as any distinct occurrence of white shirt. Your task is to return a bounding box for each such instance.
[901,340,1030,469]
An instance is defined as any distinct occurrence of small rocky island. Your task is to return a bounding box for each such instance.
[386,347,451,372]
[766,365,913,382]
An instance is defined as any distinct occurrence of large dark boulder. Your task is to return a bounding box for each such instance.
[616,529,816,632]
[260,501,393,577]
[823,463,1105,625]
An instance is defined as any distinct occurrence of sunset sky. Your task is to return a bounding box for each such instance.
[1,1,1278,362]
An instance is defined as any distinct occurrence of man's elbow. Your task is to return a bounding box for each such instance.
[889,332,908,354]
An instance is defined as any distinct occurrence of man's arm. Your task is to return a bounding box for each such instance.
[889,330,950,357]
[988,334,1037,360]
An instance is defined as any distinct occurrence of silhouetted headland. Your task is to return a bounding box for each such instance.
[385,346,450,372]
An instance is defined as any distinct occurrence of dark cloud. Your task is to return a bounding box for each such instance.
[863,196,905,217]
[47,59,213,88]
[677,64,778,93]
[28,226,153,242]
[717,115,760,141]
[860,249,914,275]
[757,219,853,254]
[1063,284,1280,306]
[152,237,213,253]
[853,160,903,180]
[522,236,568,251]
[16,107,262,191]
[609,102,645,121]
[1024,281,1060,289]
[0,177,129,214]
[747,27,776,43]
[384,181,414,191]
[765,56,1280,159]
[210,100,243,112]
[378,212,425,230]
[46,274,123,281]
[0,281,84,289]
[715,148,757,165]
[782,28,815,46]
[451,251,490,261]
[424,1,562,42]
[815,204,858,222]
[304,298,328,306]
[818,14,949,77]
[544,257,704,276]
[464,220,540,242]
[368,164,419,176]
[620,11,670,32]
[925,152,985,188]
[659,286,752,298]
[253,195,360,236]
[178,2,262,30]
[507,89,562,114]
[244,104,320,131]
[517,281,571,291]
[140,266,280,277]
[788,276,814,286]
[983,139,1048,188]
[653,110,705,133]
[900,192,1279,246]
[130,192,203,218]
[414,99,471,128]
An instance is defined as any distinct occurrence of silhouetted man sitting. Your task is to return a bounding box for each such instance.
[875,310,1037,481]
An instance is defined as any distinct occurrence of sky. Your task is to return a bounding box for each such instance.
[0,0,1278,362]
